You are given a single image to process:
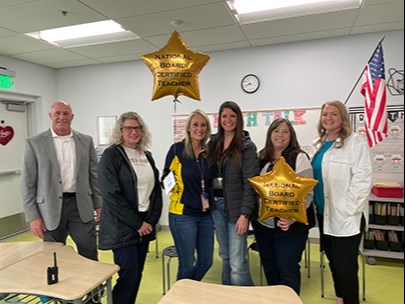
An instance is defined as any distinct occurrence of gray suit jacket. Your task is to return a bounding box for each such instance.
[21,129,102,230]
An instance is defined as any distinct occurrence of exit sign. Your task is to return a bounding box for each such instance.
[0,75,14,89]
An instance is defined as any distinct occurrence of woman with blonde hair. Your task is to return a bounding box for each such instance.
[162,109,214,281]
[98,111,162,304]
[311,100,373,304]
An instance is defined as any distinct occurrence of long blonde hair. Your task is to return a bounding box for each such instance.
[316,100,352,148]
[183,109,211,159]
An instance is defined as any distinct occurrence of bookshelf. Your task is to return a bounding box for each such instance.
[364,193,404,265]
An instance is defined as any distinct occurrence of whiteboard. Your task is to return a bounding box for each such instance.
[173,107,321,156]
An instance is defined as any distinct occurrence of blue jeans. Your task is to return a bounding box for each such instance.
[169,213,214,281]
[211,197,253,286]
[252,220,308,294]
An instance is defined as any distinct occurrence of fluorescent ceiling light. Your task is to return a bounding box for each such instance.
[26,20,139,48]
[227,0,363,24]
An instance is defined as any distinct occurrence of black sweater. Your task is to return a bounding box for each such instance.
[98,144,162,250]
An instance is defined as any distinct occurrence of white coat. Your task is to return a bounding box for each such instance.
[312,133,373,237]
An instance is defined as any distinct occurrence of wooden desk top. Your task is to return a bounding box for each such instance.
[0,241,63,270]
[158,279,304,304]
[0,245,119,301]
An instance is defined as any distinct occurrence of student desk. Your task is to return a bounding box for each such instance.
[0,241,63,270]
[158,279,304,304]
[0,242,119,304]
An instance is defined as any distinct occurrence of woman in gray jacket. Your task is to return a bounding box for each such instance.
[208,101,259,286]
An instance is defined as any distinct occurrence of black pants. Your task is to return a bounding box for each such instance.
[112,240,150,304]
[252,221,308,295]
[317,214,364,304]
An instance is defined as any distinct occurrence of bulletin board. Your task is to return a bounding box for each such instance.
[349,104,404,186]
[173,107,321,156]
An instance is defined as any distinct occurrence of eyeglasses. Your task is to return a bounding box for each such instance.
[123,126,143,133]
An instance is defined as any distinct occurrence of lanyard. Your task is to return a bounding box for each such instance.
[195,152,206,194]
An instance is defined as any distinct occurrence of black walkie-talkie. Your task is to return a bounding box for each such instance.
[47,252,59,285]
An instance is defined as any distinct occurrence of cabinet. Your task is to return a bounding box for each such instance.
[364,193,404,264]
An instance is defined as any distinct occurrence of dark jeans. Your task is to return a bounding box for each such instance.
[169,213,214,281]
[44,196,97,261]
[252,221,308,294]
[317,214,364,304]
[112,241,150,304]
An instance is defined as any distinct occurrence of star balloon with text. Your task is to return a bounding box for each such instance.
[249,157,318,225]
[141,31,210,101]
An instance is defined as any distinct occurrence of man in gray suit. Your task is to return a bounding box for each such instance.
[21,100,102,261]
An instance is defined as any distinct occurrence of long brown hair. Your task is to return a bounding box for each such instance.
[258,118,304,162]
[208,101,244,169]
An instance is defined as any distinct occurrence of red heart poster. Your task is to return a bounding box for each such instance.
[0,125,14,146]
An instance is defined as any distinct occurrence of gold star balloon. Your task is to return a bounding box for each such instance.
[249,157,318,225]
[141,31,210,101]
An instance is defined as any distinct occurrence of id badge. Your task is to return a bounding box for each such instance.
[201,192,209,212]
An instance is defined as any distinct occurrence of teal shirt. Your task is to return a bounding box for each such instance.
[311,141,334,215]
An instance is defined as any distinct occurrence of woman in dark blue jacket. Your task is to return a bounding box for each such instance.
[162,109,214,281]
[98,111,162,304]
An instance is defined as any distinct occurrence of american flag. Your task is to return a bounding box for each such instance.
[360,43,387,148]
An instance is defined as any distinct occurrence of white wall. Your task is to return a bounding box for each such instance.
[1,30,403,226]
[55,30,404,225]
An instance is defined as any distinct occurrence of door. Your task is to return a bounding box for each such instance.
[0,100,29,238]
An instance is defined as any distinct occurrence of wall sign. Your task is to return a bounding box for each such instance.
[0,120,15,146]
[0,75,14,90]
[97,116,117,146]
[350,105,404,185]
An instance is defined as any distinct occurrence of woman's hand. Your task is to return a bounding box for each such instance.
[138,221,153,236]
[235,215,249,236]
[277,217,293,231]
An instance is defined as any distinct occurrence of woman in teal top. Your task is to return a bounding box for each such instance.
[311,100,372,304]
[311,140,333,215]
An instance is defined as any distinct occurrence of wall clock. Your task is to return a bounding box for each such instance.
[241,74,260,93]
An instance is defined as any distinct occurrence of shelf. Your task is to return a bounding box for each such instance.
[369,193,404,203]
[363,249,404,260]
[369,224,404,232]
[365,195,404,261]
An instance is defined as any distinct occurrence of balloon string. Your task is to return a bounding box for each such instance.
[172,97,181,155]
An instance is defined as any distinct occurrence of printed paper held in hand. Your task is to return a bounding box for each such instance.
[163,171,176,195]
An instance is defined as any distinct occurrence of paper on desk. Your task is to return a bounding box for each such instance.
[163,171,176,195]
